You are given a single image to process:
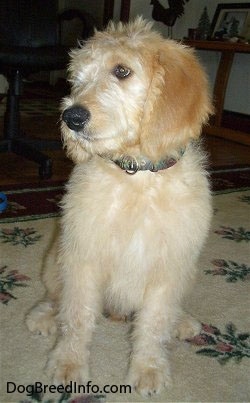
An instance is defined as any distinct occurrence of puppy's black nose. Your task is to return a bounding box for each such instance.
[62,106,90,131]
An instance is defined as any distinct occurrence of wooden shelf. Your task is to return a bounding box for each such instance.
[183,40,250,145]
[183,39,250,53]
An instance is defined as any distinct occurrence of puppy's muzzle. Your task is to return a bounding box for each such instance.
[62,105,90,132]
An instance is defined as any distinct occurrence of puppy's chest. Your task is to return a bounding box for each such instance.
[70,168,191,251]
[85,177,178,245]
[101,182,163,228]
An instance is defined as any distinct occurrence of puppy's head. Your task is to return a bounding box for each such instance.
[61,18,213,163]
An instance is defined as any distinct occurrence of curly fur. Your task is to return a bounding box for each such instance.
[26,18,213,396]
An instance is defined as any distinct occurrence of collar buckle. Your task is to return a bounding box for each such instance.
[120,156,139,175]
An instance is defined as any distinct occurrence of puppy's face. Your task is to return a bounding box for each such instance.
[62,19,213,163]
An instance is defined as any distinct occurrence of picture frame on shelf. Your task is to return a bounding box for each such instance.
[211,3,250,40]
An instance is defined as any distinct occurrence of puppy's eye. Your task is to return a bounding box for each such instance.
[113,65,131,79]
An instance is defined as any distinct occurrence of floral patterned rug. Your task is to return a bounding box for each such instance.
[0,175,250,402]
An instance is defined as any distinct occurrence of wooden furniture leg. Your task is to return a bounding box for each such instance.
[213,50,234,127]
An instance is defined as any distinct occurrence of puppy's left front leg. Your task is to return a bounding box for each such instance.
[128,288,178,397]
[47,263,100,385]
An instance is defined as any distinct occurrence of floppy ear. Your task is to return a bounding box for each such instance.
[140,41,213,160]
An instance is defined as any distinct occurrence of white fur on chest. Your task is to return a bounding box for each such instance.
[62,150,211,312]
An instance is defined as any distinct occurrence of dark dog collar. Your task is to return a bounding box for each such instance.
[104,149,185,175]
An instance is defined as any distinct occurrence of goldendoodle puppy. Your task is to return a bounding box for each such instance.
[27,18,213,396]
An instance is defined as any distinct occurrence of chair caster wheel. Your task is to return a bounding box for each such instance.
[39,160,52,179]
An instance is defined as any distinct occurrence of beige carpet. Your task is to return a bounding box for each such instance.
[1,189,250,402]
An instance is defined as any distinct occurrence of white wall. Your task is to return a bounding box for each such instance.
[0,75,8,93]
[128,0,250,114]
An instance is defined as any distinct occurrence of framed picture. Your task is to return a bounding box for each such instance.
[211,3,250,40]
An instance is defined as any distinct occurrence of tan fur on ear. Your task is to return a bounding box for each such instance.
[140,41,213,160]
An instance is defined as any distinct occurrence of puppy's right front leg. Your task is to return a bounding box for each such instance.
[47,262,100,385]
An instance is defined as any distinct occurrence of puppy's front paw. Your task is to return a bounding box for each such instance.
[47,348,89,385]
[127,360,171,397]
[26,302,57,336]
[175,313,202,340]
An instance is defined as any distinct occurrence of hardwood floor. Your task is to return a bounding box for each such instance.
[203,135,250,168]
[0,98,249,186]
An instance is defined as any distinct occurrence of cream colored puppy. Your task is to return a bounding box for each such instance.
[27,18,213,396]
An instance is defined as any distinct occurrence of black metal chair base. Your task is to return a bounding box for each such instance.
[1,69,62,179]
[0,137,60,179]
